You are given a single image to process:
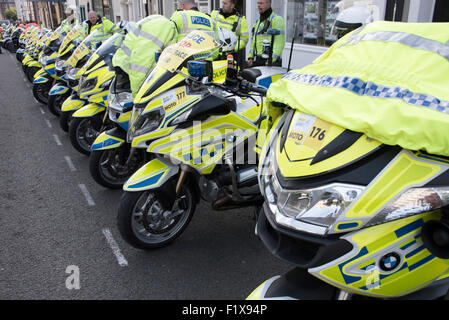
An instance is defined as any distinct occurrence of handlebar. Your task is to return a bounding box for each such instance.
[240,80,267,96]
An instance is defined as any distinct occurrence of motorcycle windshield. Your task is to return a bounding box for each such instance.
[134,30,221,105]
[65,30,111,68]
[78,33,124,76]
[58,24,86,56]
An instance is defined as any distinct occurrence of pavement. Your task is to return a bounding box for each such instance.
[0,50,291,300]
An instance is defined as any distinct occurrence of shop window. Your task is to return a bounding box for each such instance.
[286,0,340,46]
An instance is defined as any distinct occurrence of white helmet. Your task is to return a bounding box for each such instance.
[331,5,375,39]
[216,27,237,52]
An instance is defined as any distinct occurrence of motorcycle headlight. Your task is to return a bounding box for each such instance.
[67,67,80,81]
[108,91,133,111]
[80,77,97,92]
[128,106,164,141]
[55,59,66,71]
[365,187,449,227]
[260,133,365,236]
[260,129,449,236]
[39,55,48,66]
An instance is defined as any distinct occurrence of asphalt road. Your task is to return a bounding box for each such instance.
[0,51,291,300]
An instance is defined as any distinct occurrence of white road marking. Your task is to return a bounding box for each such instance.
[64,156,76,172]
[53,134,62,146]
[45,119,52,128]
[102,228,128,267]
[39,107,45,114]
[78,184,95,206]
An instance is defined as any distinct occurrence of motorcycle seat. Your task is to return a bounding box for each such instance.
[241,68,262,83]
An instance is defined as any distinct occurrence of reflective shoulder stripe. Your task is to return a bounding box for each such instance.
[129,63,150,74]
[282,72,449,113]
[181,11,189,34]
[343,31,449,62]
[138,29,164,48]
[120,43,132,56]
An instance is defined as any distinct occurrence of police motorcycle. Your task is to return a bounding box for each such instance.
[47,24,87,116]
[247,22,449,300]
[115,30,287,249]
[22,29,50,83]
[68,30,128,155]
[87,28,250,190]
[2,25,23,52]
[15,27,31,62]
[59,29,113,132]
[32,26,71,105]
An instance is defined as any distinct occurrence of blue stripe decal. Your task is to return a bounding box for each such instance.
[91,137,122,150]
[282,73,449,113]
[127,172,164,189]
[161,98,199,128]
[400,239,416,251]
[258,77,273,89]
[394,219,424,238]
[338,246,369,284]
[408,254,435,271]
[405,245,426,259]
[337,222,360,230]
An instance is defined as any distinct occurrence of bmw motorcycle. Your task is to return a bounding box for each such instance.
[58,29,112,132]
[116,30,286,249]
[68,31,126,155]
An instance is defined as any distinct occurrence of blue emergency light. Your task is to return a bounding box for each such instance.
[187,61,207,78]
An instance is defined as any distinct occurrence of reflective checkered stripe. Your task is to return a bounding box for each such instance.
[341,31,449,63]
[282,72,449,113]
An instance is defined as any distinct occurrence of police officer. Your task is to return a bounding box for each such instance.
[84,11,117,35]
[170,0,216,42]
[211,0,248,67]
[60,7,77,33]
[112,15,178,96]
[248,0,285,67]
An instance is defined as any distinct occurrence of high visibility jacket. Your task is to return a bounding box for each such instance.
[267,21,449,157]
[85,16,117,35]
[112,15,177,96]
[170,9,216,42]
[248,10,285,63]
[60,18,77,33]
[210,9,249,52]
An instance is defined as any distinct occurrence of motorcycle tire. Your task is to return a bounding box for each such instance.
[48,90,71,117]
[26,66,39,83]
[32,82,51,105]
[68,115,103,155]
[89,147,145,189]
[59,111,72,132]
[117,185,196,250]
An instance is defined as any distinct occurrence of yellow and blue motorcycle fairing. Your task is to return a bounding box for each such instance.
[91,128,126,151]
[255,111,449,299]
[33,68,52,84]
[72,103,105,118]
[61,95,86,112]
[49,83,70,96]
[123,158,179,192]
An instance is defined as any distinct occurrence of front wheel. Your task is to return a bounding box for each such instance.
[26,66,39,83]
[48,90,71,116]
[89,146,145,189]
[32,81,51,105]
[68,115,103,155]
[117,185,196,249]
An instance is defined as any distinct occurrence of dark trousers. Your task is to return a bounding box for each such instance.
[253,57,282,67]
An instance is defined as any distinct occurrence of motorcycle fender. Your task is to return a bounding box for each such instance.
[49,83,69,96]
[91,128,126,151]
[27,60,42,68]
[33,75,50,84]
[72,104,105,118]
[44,63,56,76]
[123,158,179,192]
[61,96,85,112]
[22,55,32,65]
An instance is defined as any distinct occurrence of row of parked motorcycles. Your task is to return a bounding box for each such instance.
[1,24,24,53]
[10,19,449,300]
